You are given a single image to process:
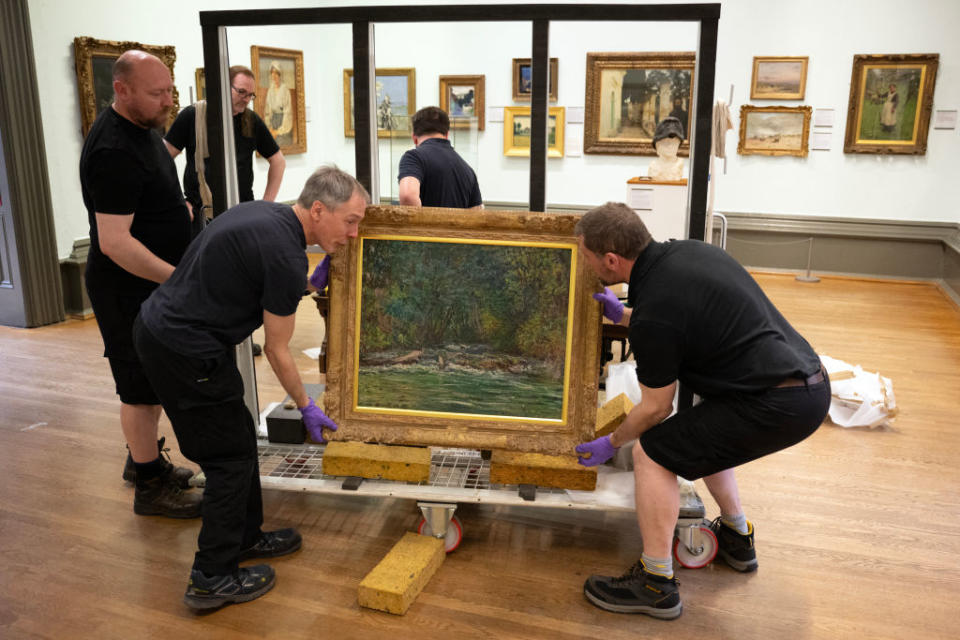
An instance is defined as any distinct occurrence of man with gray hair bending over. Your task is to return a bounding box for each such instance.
[133,166,369,610]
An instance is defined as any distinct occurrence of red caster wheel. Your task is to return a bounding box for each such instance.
[417,514,463,553]
[673,522,718,569]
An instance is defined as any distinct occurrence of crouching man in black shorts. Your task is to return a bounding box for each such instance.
[573,202,830,620]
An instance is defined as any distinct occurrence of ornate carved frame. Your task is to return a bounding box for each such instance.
[251,45,307,155]
[583,51,695,156]
[843,53,939,155]
[439,74,485,131]
[324,206,601,455]
[72,36,179,137]
[737,105,812,157]
[512,57,558,102]
[750,56,809,100]
[343,67,416,138]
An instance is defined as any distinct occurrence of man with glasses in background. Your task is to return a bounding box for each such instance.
[165,65,286,238]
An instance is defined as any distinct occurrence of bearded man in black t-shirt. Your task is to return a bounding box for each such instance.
[164,65,286,237]
[79,51,202,518]
[572,202,830,620]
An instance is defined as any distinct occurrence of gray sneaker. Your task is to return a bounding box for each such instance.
[583,560,682,619]
[183,565,276,610]
[710,517,759,572]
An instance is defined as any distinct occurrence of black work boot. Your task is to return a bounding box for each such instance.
[183,564,276,610]
[239,528,303,561]
[133,471,203,518]
[123,436,195,489]
[583,560,682,619]
[710,517,759,572]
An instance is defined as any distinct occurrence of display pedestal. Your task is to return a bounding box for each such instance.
[625,177,688,241]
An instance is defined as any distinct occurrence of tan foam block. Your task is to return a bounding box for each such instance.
[357,532,446,615]
[322,441,430,482]
[595,392,634,437]
[489,450,597,490]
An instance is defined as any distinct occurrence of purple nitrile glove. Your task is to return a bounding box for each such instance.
[300,397,338,443]
[309,255,330,291]
[592,287,624,323]
[575,435,618,467]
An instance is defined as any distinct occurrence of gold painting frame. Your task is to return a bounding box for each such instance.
[194,67,206,101]
[72,36,180,137]
[583,51,695,156]
[843,53,939,155]
[343,68,416,138]
[251,45,307,155]
[750,56,809,100]
[439,75,485,131]
[738,105,812,157]
[503,106,565,158]
[324,206,601,455]
[512,58,558,102]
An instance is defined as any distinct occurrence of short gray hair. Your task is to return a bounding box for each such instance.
[574,201,652,260]
[297,165,370,210]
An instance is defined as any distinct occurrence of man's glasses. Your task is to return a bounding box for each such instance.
[232,86,256,100]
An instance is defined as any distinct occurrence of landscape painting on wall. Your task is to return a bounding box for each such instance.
[439,74,485,130]
[738,105,812,157]
[344,68,416,138]
[750,56,808,100]
[843,53,939,155]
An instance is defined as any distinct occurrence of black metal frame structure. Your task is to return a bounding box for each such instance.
[198,3,720,240]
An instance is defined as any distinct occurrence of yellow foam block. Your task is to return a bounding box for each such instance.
[595,392,634,437]
[357,532,446,615]
[321,441,431,482]
[489,450,597,490]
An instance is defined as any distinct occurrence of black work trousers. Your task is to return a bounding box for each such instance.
[133,316,263,576]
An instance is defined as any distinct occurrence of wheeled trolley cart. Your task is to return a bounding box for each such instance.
[257,441,718,568]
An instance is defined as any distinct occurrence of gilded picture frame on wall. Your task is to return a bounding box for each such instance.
[512,58,559,102]
[343,68,416,138]
[194,67,206,101]
[323,206,601,455]
[439,75,485,130]
[583,51,695,156]
[73,36,180,137]
[503,106,565,157]
[750,56,809,100]
[842,53,939,155]
[737,105,812,157]
[251,45,307,155]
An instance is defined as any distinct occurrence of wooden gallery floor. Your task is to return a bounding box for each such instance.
[1,273,959,640]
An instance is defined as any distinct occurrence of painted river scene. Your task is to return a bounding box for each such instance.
[357,238,574,420]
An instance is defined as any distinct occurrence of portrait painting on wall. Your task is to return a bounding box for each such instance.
[343,68,416,138]
[843,53,939,155]
[503,106,565,157]
[73,36,180,136]
[322,206,601,455]
[583,52,695,156]
[737,105,812,157]
[750,56,808,100]
[512,58,559,102]
[251,45,306,155]
[439,75,485,130]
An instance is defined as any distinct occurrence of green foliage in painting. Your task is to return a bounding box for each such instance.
[359,240,572,373]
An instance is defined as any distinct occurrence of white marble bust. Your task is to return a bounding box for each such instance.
[647,117,685,181]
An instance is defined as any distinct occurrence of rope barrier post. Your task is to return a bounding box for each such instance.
[795,237,820,283]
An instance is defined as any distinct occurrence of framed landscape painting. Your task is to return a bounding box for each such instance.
[343,68,416,138]
[738,105,812,157]
[512,57,558,101]
[439,75,485,130]
[843,53,939,155]
[583,51,695,156]
[503,106,565,158]
[251,45,307,154]
[750,56,808,100]
[323,206,602,455]
[73,36,179,136]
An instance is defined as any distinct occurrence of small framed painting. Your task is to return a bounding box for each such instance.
[251,45,307,155]
[750,56,808,100]
[343,67,416,138]
[512,57,558,102]
[738,105,812,157]
[503,106,565,158]
[439,75,485,131]
[194,67,205,101]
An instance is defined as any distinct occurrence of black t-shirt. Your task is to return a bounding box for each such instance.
[139,201,307,358]
[80,107,191,294]
[164,104,280,208]
[397,138,482,208]
[627,239,821,397]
